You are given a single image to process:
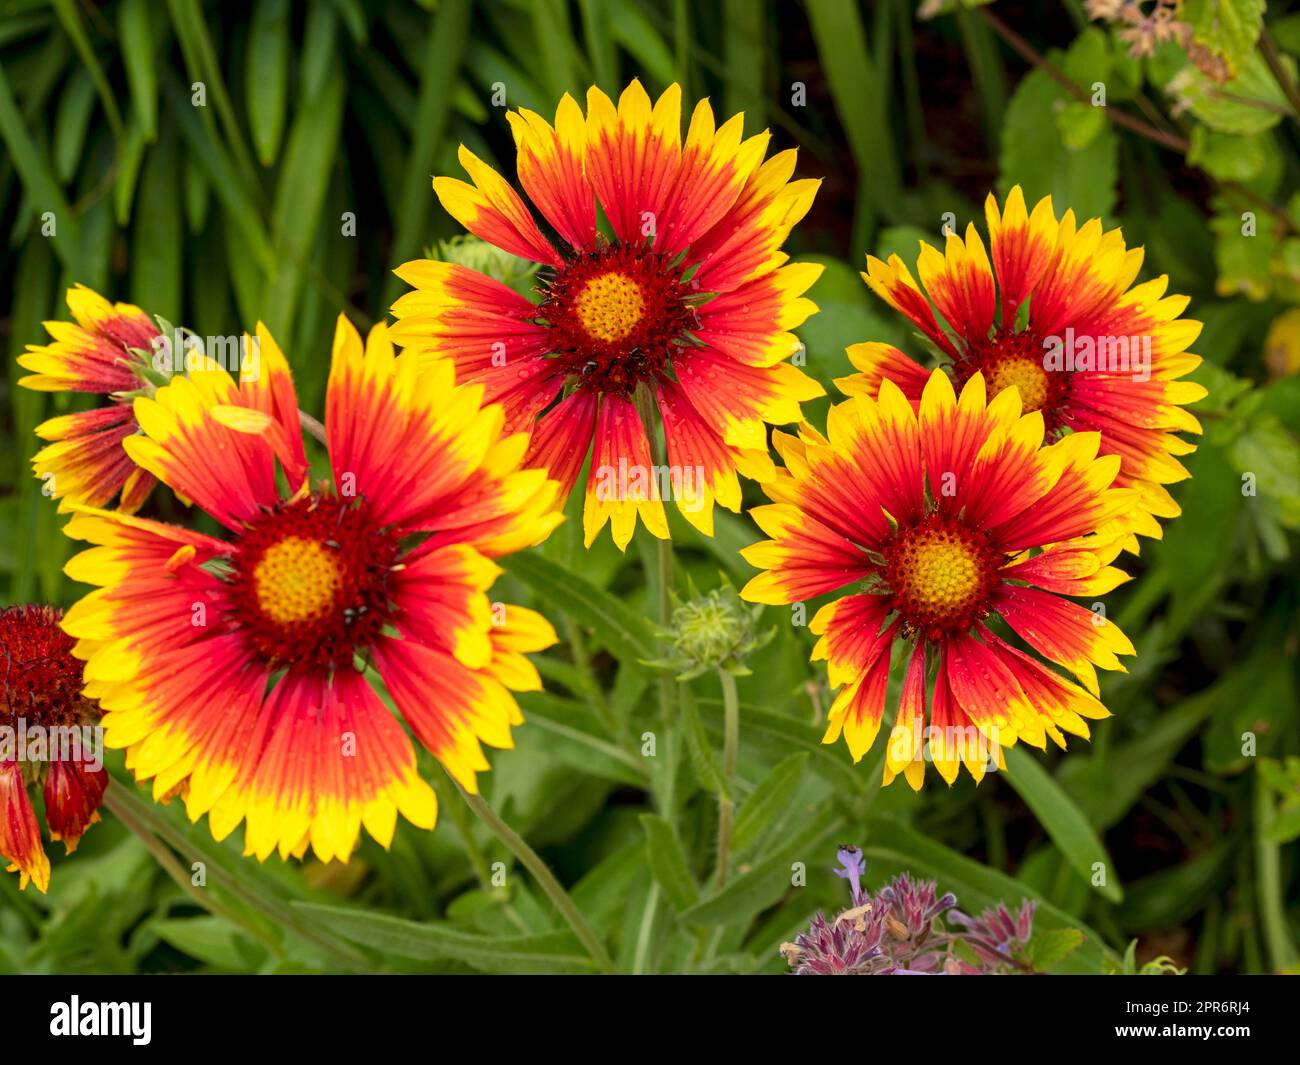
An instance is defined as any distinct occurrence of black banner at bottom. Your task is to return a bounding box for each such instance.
[1,973,1286,1051]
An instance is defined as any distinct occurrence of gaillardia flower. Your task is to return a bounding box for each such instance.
[742,371,1136,788]
[390,80,824,550]
[0,605,108,893]
[60,317,562,863]
[841,186,1206,550]
[18,285,162,513]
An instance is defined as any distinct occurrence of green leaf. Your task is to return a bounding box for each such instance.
[130,123,182,322]
[515,691,649,785]
[1117,838,1238,932]
[502,552,656,664]
[0,61,79,266]
[151,916,266,970]
[52,66,95,184]
[119,0,158,141]
[51,0,124,141]
[263,64,346,343]
[299,2,339,99]
[1024,927,1085,971]
[1176,52,1294,135]
[292,903,599,972]
[164,71,274,272]
[382,0,473,307]
[639,814,700,913]
[679,806,841,927]
[732,752,809,856]
[1000,65,1117,221]
[1003,747,1123,903]
[1187,125,1267,182]
[1182,0,1266,78]
[246,0,291,167]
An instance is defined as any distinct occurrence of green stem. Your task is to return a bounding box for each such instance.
[103,783,283,958]
[1254,771,1299,972]
[459,784,616,974]
[713,668,741,891]
[105,778,367,966]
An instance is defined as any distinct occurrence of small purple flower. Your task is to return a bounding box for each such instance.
[833,844,868,905]
[783,907,884,975]
[784,845,1056,975]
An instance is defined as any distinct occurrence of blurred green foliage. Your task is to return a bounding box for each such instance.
[0,0,1297,975]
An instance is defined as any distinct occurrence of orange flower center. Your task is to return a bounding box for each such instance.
[575,272,646,342]
[230,497,400,668]
[253,537,343,624]
[985,354,1049,412]
[884,518,1001,640]
[540,243,695,397]
[958,328,1069,427]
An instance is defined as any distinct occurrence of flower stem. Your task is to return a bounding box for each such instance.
[103,783,283,958]
[458,782,616,974]
[713,667,741,891]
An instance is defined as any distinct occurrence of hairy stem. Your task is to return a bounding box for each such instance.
[459,784,616,974]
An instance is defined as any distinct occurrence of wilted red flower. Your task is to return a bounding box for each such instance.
[0,604,106,892]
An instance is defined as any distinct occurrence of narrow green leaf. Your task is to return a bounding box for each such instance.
[166,0,260,191]
[732,752,809,856]
[299,2,338,99]
[292,903,598,973]
[113,123,149,226]
[640,814,700,913]
[52,66,95,184]
[246,0,291,167]
[382,0,473,308]
[722,0,765,125]
[130,122,182,321]
[119,0,158,140]
[262,65,346,342]
[502,552,656,664]
[1003,747,1123,903]
[0,61,79,266]
[51,0,124,141]
[608,5,675,88]
[163,71,273,271]
[578,0,618,89]
[805,0,903,233]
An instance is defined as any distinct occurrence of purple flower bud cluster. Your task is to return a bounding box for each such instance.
[781,845,1040,975]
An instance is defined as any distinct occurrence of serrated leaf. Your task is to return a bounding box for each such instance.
[732,752,809,856]
[1025,927,1085,971]
[640,814,700,913]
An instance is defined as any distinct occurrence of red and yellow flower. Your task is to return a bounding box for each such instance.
[741,371,1137,788]
[840,187,1206,551]
[59,316,562,863]
[390,80,824,550]
[0,604,108,893]
[18,284,162,513]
